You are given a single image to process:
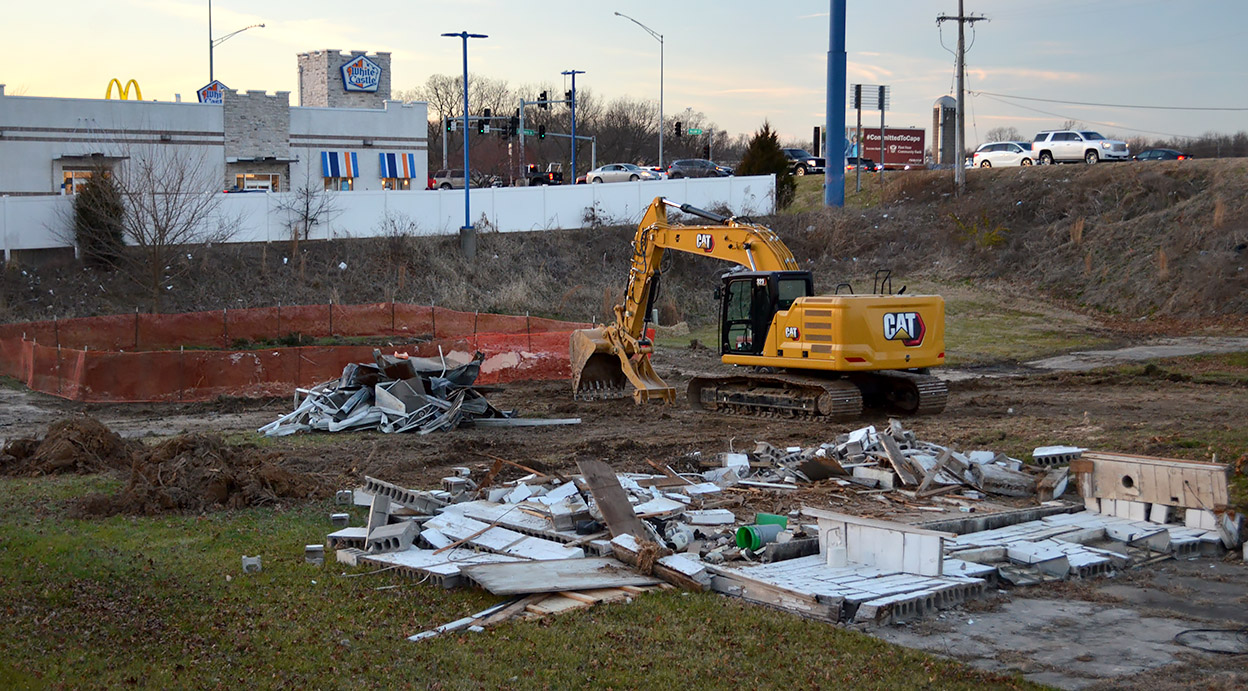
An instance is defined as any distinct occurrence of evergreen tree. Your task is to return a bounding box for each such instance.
[736,121,795,209]
[72,167,125,268]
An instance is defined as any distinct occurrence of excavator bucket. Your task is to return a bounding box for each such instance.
[570,326,676,404]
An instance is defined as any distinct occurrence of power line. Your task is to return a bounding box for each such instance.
[972,92,1198,140]
[971,90,1248,112]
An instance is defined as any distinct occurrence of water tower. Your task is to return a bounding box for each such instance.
[932,96,957,166]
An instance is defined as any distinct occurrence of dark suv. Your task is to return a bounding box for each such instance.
[782,148,825,175]
[667,159,733,179]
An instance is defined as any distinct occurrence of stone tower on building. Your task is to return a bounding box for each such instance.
[297,50,392,108]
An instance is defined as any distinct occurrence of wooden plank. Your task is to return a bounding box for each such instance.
[578,460,648,540]
[878,434,919,486]
[915,449,953,495]
[460,557,661,595]
[476,594,549,626]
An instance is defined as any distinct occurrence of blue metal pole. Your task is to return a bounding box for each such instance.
[460,36,471,230]
[824,0,847,207]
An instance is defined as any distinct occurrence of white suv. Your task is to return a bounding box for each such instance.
[1031,130,1129,165]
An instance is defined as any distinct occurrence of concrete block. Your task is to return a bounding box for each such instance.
[241,555,262,573]
[487,487,510,503]
[366,520,417,553]
[1148,504,1171,524]
[1124,500,1148,522]
[1185,508,1218,531]
[853,465,895,489]
[336,548,365,566]
[335,490,353,505]
[442,477,470,495]
[1084,496,1101,513]
[305,544,325,565]
[330,512,350,528]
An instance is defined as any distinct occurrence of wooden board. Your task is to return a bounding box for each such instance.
[459,557,662,595]
[878,434,919,486]
[577,460,648,540]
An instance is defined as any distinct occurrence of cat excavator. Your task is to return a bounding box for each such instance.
[569,197,948,420]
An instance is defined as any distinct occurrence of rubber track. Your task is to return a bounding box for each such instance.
[867,370,949,416]
[687,374,864,422]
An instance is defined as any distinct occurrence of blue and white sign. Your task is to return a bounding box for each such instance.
[340,55,382,93]
[197,80,228,105]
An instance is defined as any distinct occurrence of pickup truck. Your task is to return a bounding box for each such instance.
[783,148,826,176]
[518,163,564,186]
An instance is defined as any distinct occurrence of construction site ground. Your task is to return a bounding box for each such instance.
[2,319,1247,688]
[3,162,1248,687]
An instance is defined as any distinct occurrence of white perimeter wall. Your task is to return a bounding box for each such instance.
[1,176,775,256]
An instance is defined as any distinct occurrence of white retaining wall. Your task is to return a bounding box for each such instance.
[2,176,774,256]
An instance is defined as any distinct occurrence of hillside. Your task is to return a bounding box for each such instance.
[2,159,1245,328]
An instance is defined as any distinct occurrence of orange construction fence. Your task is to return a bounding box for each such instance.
[0,304,591,403]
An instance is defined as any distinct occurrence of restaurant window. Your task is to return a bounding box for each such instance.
[235,173,280,192]
[378,152,417,191]
[61,169,96,195]
[320,151,358,191]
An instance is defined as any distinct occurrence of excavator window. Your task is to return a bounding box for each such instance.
[720,271,814,356]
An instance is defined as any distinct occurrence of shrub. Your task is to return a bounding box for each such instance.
[72,168,125,268]
[737,121,796,209]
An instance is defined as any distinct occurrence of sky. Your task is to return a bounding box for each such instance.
[4,0,1247,148]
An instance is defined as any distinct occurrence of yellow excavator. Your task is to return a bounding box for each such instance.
[569,197,948,420]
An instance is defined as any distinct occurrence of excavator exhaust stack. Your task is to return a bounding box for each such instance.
[570,326,676,404]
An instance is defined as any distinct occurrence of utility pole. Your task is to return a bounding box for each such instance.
[937,1,987,196]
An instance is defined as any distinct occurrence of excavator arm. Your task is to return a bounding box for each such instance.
[571,197,799,403]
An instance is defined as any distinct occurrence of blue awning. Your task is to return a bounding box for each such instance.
[379,152,417,179]
[320,151,359,178]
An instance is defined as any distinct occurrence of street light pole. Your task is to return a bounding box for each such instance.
[442,30,487,259]
[614,12,664,168]
[208,1,264,84]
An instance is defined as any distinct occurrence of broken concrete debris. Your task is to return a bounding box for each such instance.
[259,350,579,437]
[323,423,1238,637]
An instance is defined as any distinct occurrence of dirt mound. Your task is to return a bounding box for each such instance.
[75,433,328,516]
[0,415,135,475]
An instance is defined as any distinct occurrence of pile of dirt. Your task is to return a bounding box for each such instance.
[75,433,329,516]
[0,415,135,475]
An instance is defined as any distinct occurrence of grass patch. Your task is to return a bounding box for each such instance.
[0,475,1040,689]
[787,174,887,213]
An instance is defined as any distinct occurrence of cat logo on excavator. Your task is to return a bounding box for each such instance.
[883,311,925,346]
[695,233,714,252]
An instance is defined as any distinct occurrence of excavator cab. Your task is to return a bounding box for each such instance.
[719,271,813,355]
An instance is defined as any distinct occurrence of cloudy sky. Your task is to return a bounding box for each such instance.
[4,0,1246,146]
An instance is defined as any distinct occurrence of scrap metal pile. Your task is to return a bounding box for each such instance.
[260,350,578,437]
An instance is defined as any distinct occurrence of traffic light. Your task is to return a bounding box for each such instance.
[477,119,485,134]
[538,124,546,139]
[446,118,453,132]
[702,145,711,159]
[539,91,547,109]
[565,90,572,104]
[509,115,520,137]
[675,121,683,137]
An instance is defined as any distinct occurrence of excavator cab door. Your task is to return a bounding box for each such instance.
[720,271,813,356]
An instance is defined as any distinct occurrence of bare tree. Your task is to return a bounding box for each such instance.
[985,126,1024,142]
[276,165,340,256]
[105,145,235,311]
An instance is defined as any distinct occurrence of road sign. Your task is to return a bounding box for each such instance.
[522,128,536,136]
[687,128,704,135]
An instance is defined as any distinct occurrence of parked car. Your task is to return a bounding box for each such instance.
[845,156,878,172]
[667,159,733,179]
[1133,148,1191,161]
[782,148,825,175]
[972,141,1034,167]
[585,163,661,183]
[431,169,466,189]
[1031,130,1129,165]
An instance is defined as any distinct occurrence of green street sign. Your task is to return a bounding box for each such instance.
[687,128,704,135]
[522,128,536,136]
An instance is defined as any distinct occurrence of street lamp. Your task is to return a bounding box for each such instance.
[208,1,264,83]
[614,12,664,169]
[442,30,488,258]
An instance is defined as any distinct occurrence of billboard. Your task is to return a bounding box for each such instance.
[858,127,926,169]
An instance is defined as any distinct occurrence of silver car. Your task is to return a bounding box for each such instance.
[585,163,661,183]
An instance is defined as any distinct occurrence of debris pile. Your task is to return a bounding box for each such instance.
[323,424,1237,635]
[260,350,578,437]
[691,420,1075,505]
